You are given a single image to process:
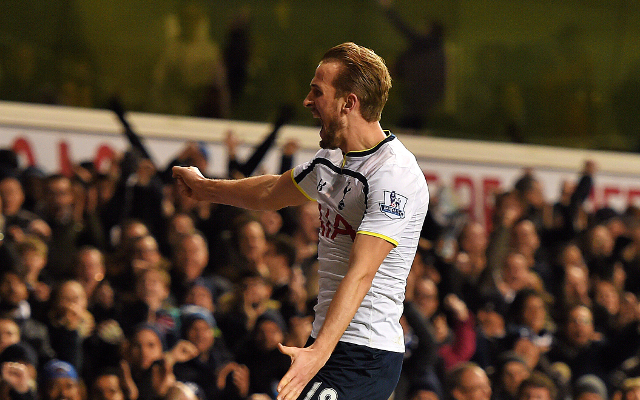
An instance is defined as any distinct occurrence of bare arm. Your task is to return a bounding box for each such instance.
[172,166,310,210]
[276,233,395,400]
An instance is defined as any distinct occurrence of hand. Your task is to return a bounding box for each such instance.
[57,304,83,330]
[172,166,208,201]
[178,142,207,171]
[2,362,31,394]
[583,159,596,176]
[73,164,93,184]
[225,130,241,158]
[167,340,199,365]
[243,298,267,330]
[477,309,505,338]
[217,362,234,390]
[131,259,152,275]
[276,343,329,400]
[232,364,250,398]
[502,204,521,227]
[217,362,250,397]
[97,319,125,345]
[282,139,299,156]
[178,142,201,162]
[443,293,469,321]
[27,219,51,239]
[151,358,176,398]
[55,301,92,334]
[6,225,25,243]
[249,395,272,400]
[120,360,139,400]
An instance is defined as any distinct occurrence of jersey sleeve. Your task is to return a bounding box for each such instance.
[291,151,321,201]
[357,164,427,246]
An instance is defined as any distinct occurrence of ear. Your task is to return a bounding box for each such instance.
[342,93,358,114]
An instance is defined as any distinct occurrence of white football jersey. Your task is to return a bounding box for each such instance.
[292,132,429,352]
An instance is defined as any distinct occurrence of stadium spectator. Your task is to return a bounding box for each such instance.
[39,174,103,281]
[118,268,179,344]
[516,372,558,400]
[447,362,492,400]
[0,174,51,243]
[46,280,94,370]
[39,359,83,400]
[170,232,212,306]
[216,270,278,353]
[235,310,290,399]
[173,305,248,400]
[0,271,55,364]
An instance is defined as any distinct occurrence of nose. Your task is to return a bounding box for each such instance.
[303,92,313,108]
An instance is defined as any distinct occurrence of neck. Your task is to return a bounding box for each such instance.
[340,120,386,154]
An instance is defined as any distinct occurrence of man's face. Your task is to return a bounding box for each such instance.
[135,270,169,310]
[130,329,164,370]
[256,320,284,351]
[0,273,28,306]
[239,221,267,263]
[175,236,208,281]
[566,306,594,347]
[503,254,529,291]
[46,177,74,219]
[414,278,439,319]
[47,377,81,400]
[461,222,487,254]
[520,387,551,400]
[624,387,640,400]
[522,295,546,333]
[303,61,347,150]
[298,202,320,242]
[502,362,530,396]
[76,249,105,287]
[133,236,161,266]
[0,319,20,352]
[454,367,492,400]
[184,285,214,312]
[186,319,214,354]
[577,394,603,400]
[0,177,25,216]
[411,390,440,400]
[241,276,270,307]
[93,375,125,400]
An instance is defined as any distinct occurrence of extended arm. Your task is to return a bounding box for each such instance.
[276,233,395,400]
[172,166,309,210]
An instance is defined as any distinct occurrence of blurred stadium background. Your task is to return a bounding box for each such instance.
[2,0,640,152]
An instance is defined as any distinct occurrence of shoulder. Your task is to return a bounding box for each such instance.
[386,135,422,169]
[311,148,342,163]
[295,149,342,176]
[369,140,426,184]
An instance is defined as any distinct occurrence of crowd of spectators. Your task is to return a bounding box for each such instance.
[1,135,640,400]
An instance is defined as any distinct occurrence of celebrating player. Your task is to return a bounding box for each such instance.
[173,42,429,400]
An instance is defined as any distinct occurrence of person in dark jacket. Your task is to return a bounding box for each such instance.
[173,306,248,400]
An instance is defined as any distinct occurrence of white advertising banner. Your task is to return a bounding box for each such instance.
[1,101,640,228]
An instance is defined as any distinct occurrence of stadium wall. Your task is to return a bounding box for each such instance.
[1,100,640,228]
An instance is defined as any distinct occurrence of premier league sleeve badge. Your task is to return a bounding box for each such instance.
[380,190,407,219]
